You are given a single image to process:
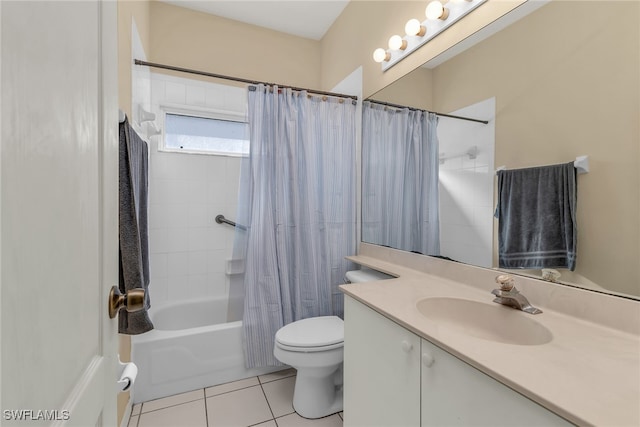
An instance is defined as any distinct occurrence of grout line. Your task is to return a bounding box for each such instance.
[258,369,296,385]
[202,388,209,427]
[205,382,261,399]
[273,410,296,420]
[258,379,277,422]
[138,396,204,415]
[247,420,275,427]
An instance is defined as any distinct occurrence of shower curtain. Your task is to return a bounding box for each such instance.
[362,101,440,255]
[234,85,357,368]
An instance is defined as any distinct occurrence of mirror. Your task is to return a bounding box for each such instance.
[363,1,639,298]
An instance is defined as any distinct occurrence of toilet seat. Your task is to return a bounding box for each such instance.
[275,316,343,353]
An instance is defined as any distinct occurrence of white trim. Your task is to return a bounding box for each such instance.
[52,357,105,427]
[100,1,120,426]
[119,399,133,427]
[160,103,247,123]
[157,146,249,158]
[0,1,3,413]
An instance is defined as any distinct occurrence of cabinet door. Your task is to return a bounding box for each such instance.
[344,296,421,427]
[421,339,571,426]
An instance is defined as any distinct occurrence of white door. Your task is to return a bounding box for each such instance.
[1,1,119,426]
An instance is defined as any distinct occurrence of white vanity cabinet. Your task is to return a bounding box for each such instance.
[420,338,570,426]
[344,295,421,426]
[344,295,571,427]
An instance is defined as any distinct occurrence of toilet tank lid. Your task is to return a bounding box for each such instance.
[275,316,344,348]
[345,268,394,283]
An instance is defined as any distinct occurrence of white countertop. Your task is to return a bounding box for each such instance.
[340,255,640,427]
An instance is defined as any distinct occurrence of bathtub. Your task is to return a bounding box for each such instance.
[132,297,281,403]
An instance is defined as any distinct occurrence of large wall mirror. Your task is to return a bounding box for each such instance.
[363,1,639,299]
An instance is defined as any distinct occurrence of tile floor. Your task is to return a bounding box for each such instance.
[128,369,343,427]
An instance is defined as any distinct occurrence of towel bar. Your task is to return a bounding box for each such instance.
[215,214,247,231]
[495,155,589,175]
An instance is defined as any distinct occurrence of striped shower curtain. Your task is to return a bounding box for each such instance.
[237,85,357,368]
[361,101,440,256]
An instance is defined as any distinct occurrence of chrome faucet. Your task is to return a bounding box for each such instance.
[491,275,542,314]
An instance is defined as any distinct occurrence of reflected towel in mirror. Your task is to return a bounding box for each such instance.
[495,162,577,271]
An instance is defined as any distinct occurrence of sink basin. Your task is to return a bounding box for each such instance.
[416,297,552,346]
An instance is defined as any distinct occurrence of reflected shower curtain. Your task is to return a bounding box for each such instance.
[362,101,440,255]
[235,85,357,368]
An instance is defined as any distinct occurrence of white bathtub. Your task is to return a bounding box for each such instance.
[132,297,281,403]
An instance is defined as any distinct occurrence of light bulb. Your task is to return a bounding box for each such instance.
[373,48,390,63]
[388,35,407,51]
[426,1,449,20]
[404,19,426,37]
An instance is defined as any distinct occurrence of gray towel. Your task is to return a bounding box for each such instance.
[119,118,153,334]
[496,162,577,271]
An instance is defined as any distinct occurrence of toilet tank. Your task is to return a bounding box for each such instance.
[344,267,394,283]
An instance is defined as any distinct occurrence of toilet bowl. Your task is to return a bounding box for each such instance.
[273,316,344,419]
[273,268,393,419]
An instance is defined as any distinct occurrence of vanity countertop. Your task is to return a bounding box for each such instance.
[340,255,640,427]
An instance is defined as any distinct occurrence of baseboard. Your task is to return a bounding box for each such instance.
[119,397,133,427]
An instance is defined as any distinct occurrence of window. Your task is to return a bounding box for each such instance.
[162,111,249,156]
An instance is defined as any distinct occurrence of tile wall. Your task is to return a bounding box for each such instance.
[437,97,495,268]
[146,73,247,305]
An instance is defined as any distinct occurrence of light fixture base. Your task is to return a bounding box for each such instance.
[381,0,487,72]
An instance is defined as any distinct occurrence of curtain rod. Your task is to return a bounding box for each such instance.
[365,99,489,124]
[134,59,358,102]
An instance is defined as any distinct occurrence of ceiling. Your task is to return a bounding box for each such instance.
[159,0,350,40]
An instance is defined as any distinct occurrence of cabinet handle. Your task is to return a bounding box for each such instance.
[401,340,413,353]
[422,352,435,367]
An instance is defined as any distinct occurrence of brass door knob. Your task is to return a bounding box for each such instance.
[108,286,145,319]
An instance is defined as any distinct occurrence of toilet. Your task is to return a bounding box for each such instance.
[273,268,393,419]
[274,316,344,418]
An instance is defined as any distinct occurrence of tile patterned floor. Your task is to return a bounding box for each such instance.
[128,369,343,427]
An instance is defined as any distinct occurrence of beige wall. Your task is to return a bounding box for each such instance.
[148,1,321,89]
[118,0,150,117]
[357,1,639,295]
[370,67,433,110]
[321,0,526,98]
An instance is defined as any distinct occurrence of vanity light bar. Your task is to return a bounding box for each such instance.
[374,0,487,71]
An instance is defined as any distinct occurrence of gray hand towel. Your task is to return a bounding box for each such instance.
[119,118,153,334]
[496,162,577,271]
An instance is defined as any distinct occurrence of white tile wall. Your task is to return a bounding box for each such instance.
[145,72,248,305]
[437,98,496,268]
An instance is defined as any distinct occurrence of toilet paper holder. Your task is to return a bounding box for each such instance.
[117,356,138,392]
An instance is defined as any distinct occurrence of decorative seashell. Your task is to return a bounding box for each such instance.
[541,269,561,283]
